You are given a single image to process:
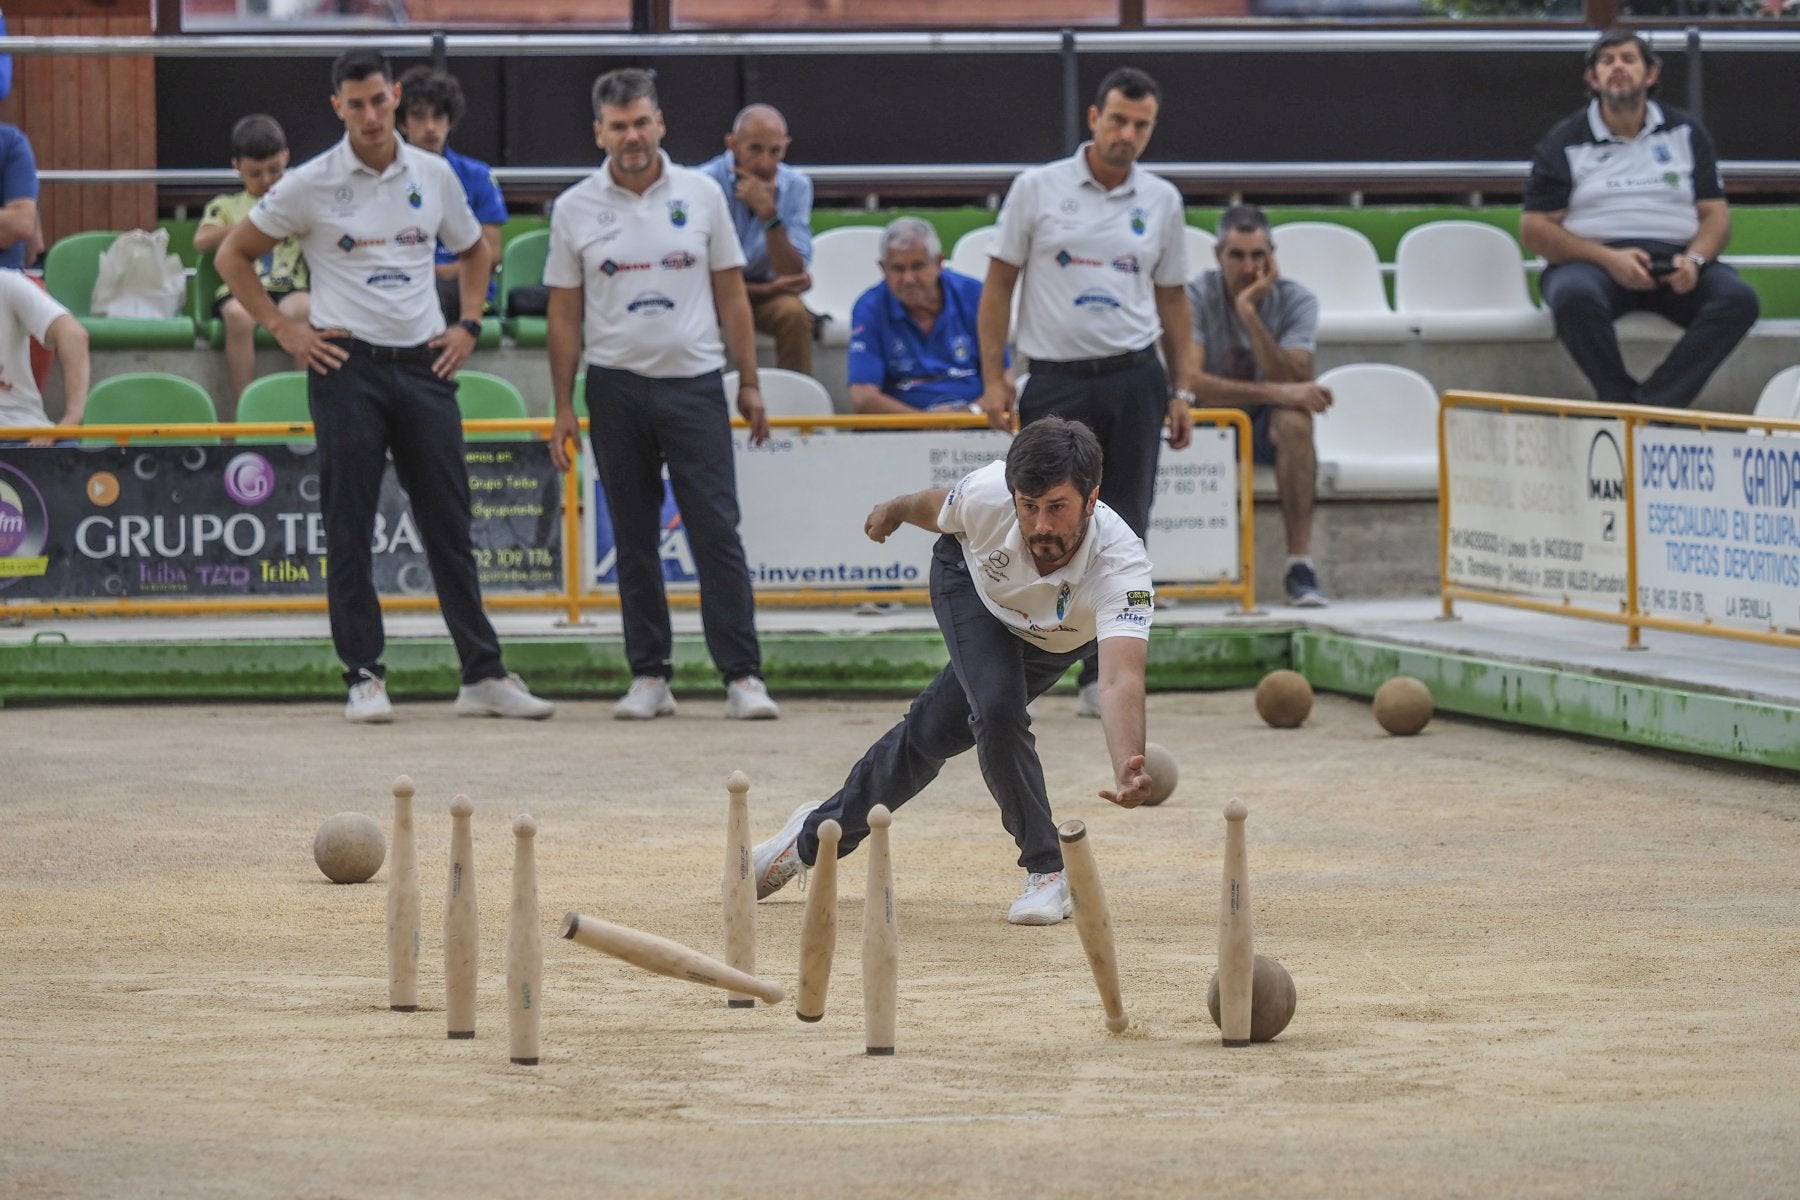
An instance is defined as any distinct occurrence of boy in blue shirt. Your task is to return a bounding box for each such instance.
[397,66,504,325]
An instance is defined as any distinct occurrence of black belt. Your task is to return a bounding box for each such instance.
[1027,345,1158,379]
[332,336,437,364]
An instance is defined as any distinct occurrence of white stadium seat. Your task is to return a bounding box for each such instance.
[1394,220,1554,341]
[800,225,886,348]
[1183,225,1217,273]
[948,225,1000,283]
[1270,222,1411,342]
[1753,364,1800,421]
[1312,362,1441,494]
[725,368,837,423]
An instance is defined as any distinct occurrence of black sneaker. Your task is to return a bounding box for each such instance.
[1284,562,1329,608]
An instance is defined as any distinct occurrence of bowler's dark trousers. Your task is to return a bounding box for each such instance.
[797,535,1088,876]
[584,366,762,682]
[309,340,505,688]
[1019,347,1166,688]
[1540,241,1760,409]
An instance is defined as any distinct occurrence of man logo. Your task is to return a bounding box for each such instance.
[1587,430,1625,502]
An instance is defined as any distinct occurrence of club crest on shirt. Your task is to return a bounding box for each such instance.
[1653,142,1672,164]
[406,183,423,209]
[950,336,971,363]
[667,200,688,227]
[1056,582,1072,620]
[1129,207,1147,236]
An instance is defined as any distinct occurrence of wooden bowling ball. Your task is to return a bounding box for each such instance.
[1141,742,1178,806]
[1373,676,1434,736]
[313,812,386,884]
[1207,954,1297,1042]
[1254,670,1313,728]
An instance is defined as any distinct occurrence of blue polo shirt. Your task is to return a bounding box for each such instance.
[0,123,38,271]
[435,145,506,301]
[847,267,1003,410]
[696,151,813,283]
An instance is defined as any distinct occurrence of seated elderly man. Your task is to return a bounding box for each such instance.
[847,217,1006,414]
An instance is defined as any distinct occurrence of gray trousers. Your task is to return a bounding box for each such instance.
[797,535,1088,876]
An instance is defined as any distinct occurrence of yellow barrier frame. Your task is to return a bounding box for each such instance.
[3,408,1255,621]
[1439,389,1800,651]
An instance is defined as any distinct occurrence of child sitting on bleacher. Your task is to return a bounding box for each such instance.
[192,114,310,409]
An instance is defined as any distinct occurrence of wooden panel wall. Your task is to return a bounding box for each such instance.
[0,2,156,255]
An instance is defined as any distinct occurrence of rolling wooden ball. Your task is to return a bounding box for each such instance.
[1255,670,1313,728]
[313,812,386,884]
[1207,954,1297,1042]
[1141,742,1178,806]
[1373,676,1434,736]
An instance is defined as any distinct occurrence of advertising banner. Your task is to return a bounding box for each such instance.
[1442,407,1628,607]
[1634,426,1800,631]
[0,441,561,600]
[583,426,1242,591]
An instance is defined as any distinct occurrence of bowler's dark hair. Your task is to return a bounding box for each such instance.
[1217,203,1272,241]
[1005,417,1103,500]
[1094,67,1161,112]
[397,66,466,128]
[1585,27,1660,97]
[331,48,392,92]
[592,68,658,120]
[230,114,287,162]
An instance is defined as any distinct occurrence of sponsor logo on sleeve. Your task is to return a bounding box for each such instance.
[1126,589,1152,609]
[1113,610,1150,627]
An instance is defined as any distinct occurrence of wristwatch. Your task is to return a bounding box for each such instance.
[1684,253,1709,270]
[457,318,483,339]
[1172,388,1197,406]
[761,214,784,231]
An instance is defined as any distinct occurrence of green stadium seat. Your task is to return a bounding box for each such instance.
[234,372,313,444]
[83,372,219,445]
[193,252,280,350]
[499,229,550,347]
[455,370,529,442]
[45,231,198,349]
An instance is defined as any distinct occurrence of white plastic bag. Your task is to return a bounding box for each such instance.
[91,228,186,319]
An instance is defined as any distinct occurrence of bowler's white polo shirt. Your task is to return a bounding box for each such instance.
[0,270,72,428]
[544,152,745,379]
[991,146,1189,363]
[937,460,1154,655]
[250,134,480,347]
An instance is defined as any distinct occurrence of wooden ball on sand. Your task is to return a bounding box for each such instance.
[313,812,386,884]
[1373,676,1434,736]
[1140,742,1178,807]
[1254,670,1313,728]
[1207,954,1297,1042]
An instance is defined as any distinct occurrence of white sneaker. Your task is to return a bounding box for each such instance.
[345,669,394,725]
[725,676,780,720]
[1074,682,1101,719]
[753,800,822,899]
[614,676,676,721]
[455,673,555,720]
[1007,870,1072,925]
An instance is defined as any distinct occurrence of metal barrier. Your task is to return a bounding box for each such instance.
[1,408,1255,622]
[1438,390,1800,650]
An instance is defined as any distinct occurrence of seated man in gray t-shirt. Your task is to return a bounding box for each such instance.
[1186,204,1335,607]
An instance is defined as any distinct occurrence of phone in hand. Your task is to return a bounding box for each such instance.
[1648,257,1679,278]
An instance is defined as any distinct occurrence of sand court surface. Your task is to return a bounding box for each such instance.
[3,690,1798,1197]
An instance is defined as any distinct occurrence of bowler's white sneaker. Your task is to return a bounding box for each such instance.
[753,800,822,899]
[1007,870,1072,925]
[614,676,676,721]
[455,673,556,720]
[1074,682,1101,719]
[725,676,781,720]
[345,669,394,724]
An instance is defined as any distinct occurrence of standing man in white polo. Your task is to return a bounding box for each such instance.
[546,68,779,722]
[976,66,1199,718]
[218,48,554,725]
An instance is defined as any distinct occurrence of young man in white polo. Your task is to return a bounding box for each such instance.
[545,67,779,722]
[217,48,554,725]
[751,417,1157,926]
